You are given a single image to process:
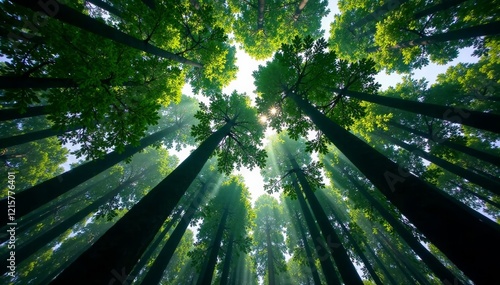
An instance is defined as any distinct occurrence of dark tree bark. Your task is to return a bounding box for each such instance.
[140,181,212,285]
[127,210,181,281]
[292,209,323,285]
[286,90,500,284]
[0,168,148,275]
[13,0,203,68]
[389,121,500,167]
[336,165,465,284]
[220,230,235,285]
[266,224,276,285]
[413,0,468,20]
[367,21,500,52]
[0,125,179,227]
[0,106,48,122]
[257,0,265,30]
[321,194,384,285]
[375,234,419,285]
[0,125,81,149]
[378,232,432,285]
[332,88,500,134]
[196,203,231,285]
[50,122,233,285]
[287,151,363,285]
[378,132,500,195]
[365,241,399,285]
[292,0,309,21]
[290,181,341,285]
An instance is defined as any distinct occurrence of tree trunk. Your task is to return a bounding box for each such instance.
[292,0,309,21]
[266,224,276,285]
[287,90,500,284]
[0,76,141,89]
[374,234,418,285]
[50,122,232,284]
[367,21,500,52]
[141,180,213,285]
[127,210,181,281]
[378,132,500,195]
[389,121,500,167]
[292,210,323,285]
[332,87,500,134]
[365,241,399,285]
[13,0,203,68]
[378,232,432,285]
[413,0,468,20]
[257,0,265,30]
[86,0,123,17]
[290,181,341,285]
[351,0,410,32]
[0,105,48,121]
[322,195,384,285]
[0,125,81,149]
[196,203,231,285]
[336,165,465,284]
[0,168,147,275]
[287,152,363,285]
[0,125,180,227]
[220,230,235,285]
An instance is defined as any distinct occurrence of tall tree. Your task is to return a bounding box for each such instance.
[254,36,500,283]
[252,195,288,285]
[49,91,265,284]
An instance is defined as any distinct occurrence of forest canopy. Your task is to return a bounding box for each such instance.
[1,0,499,284]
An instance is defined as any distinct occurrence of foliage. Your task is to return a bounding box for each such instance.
[191,91,266,175]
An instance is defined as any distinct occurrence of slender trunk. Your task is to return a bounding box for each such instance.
[365,241,399,285]
[287,90,500,284]
[0,125,180,227]
[141,181,212,284]
[0,76,141,89]
[0,106,48,121]
[413,0,468,19]
[13,0,203,68]
[290,181,341,285]
[374,234,418,285]
[0,169,145,274]
[351,0,410,31]
[378,232,432,285]
[287,152,363,285]
[292,0,309,21]
[389,121,500,167]
[0,125,81,149]
[336,165,464,284]
[322,196,384,285]
[367,21,500,52]
[86,0,123,17]
[220,231,235,285]
[462,187,500,209]
[0,178,96,243]
[378,132,500,195]
[197,204,231,285]
[128,210,181,281]
[51,122,232,284]
[292,210,322,285]
[257,0,265,30]
[333,88,500,134]
[266,224,276,285]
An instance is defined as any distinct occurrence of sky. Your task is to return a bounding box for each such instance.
[171,0,480,206]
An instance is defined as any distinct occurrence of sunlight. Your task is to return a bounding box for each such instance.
[259,115,268,124]
[270,107,277,115]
